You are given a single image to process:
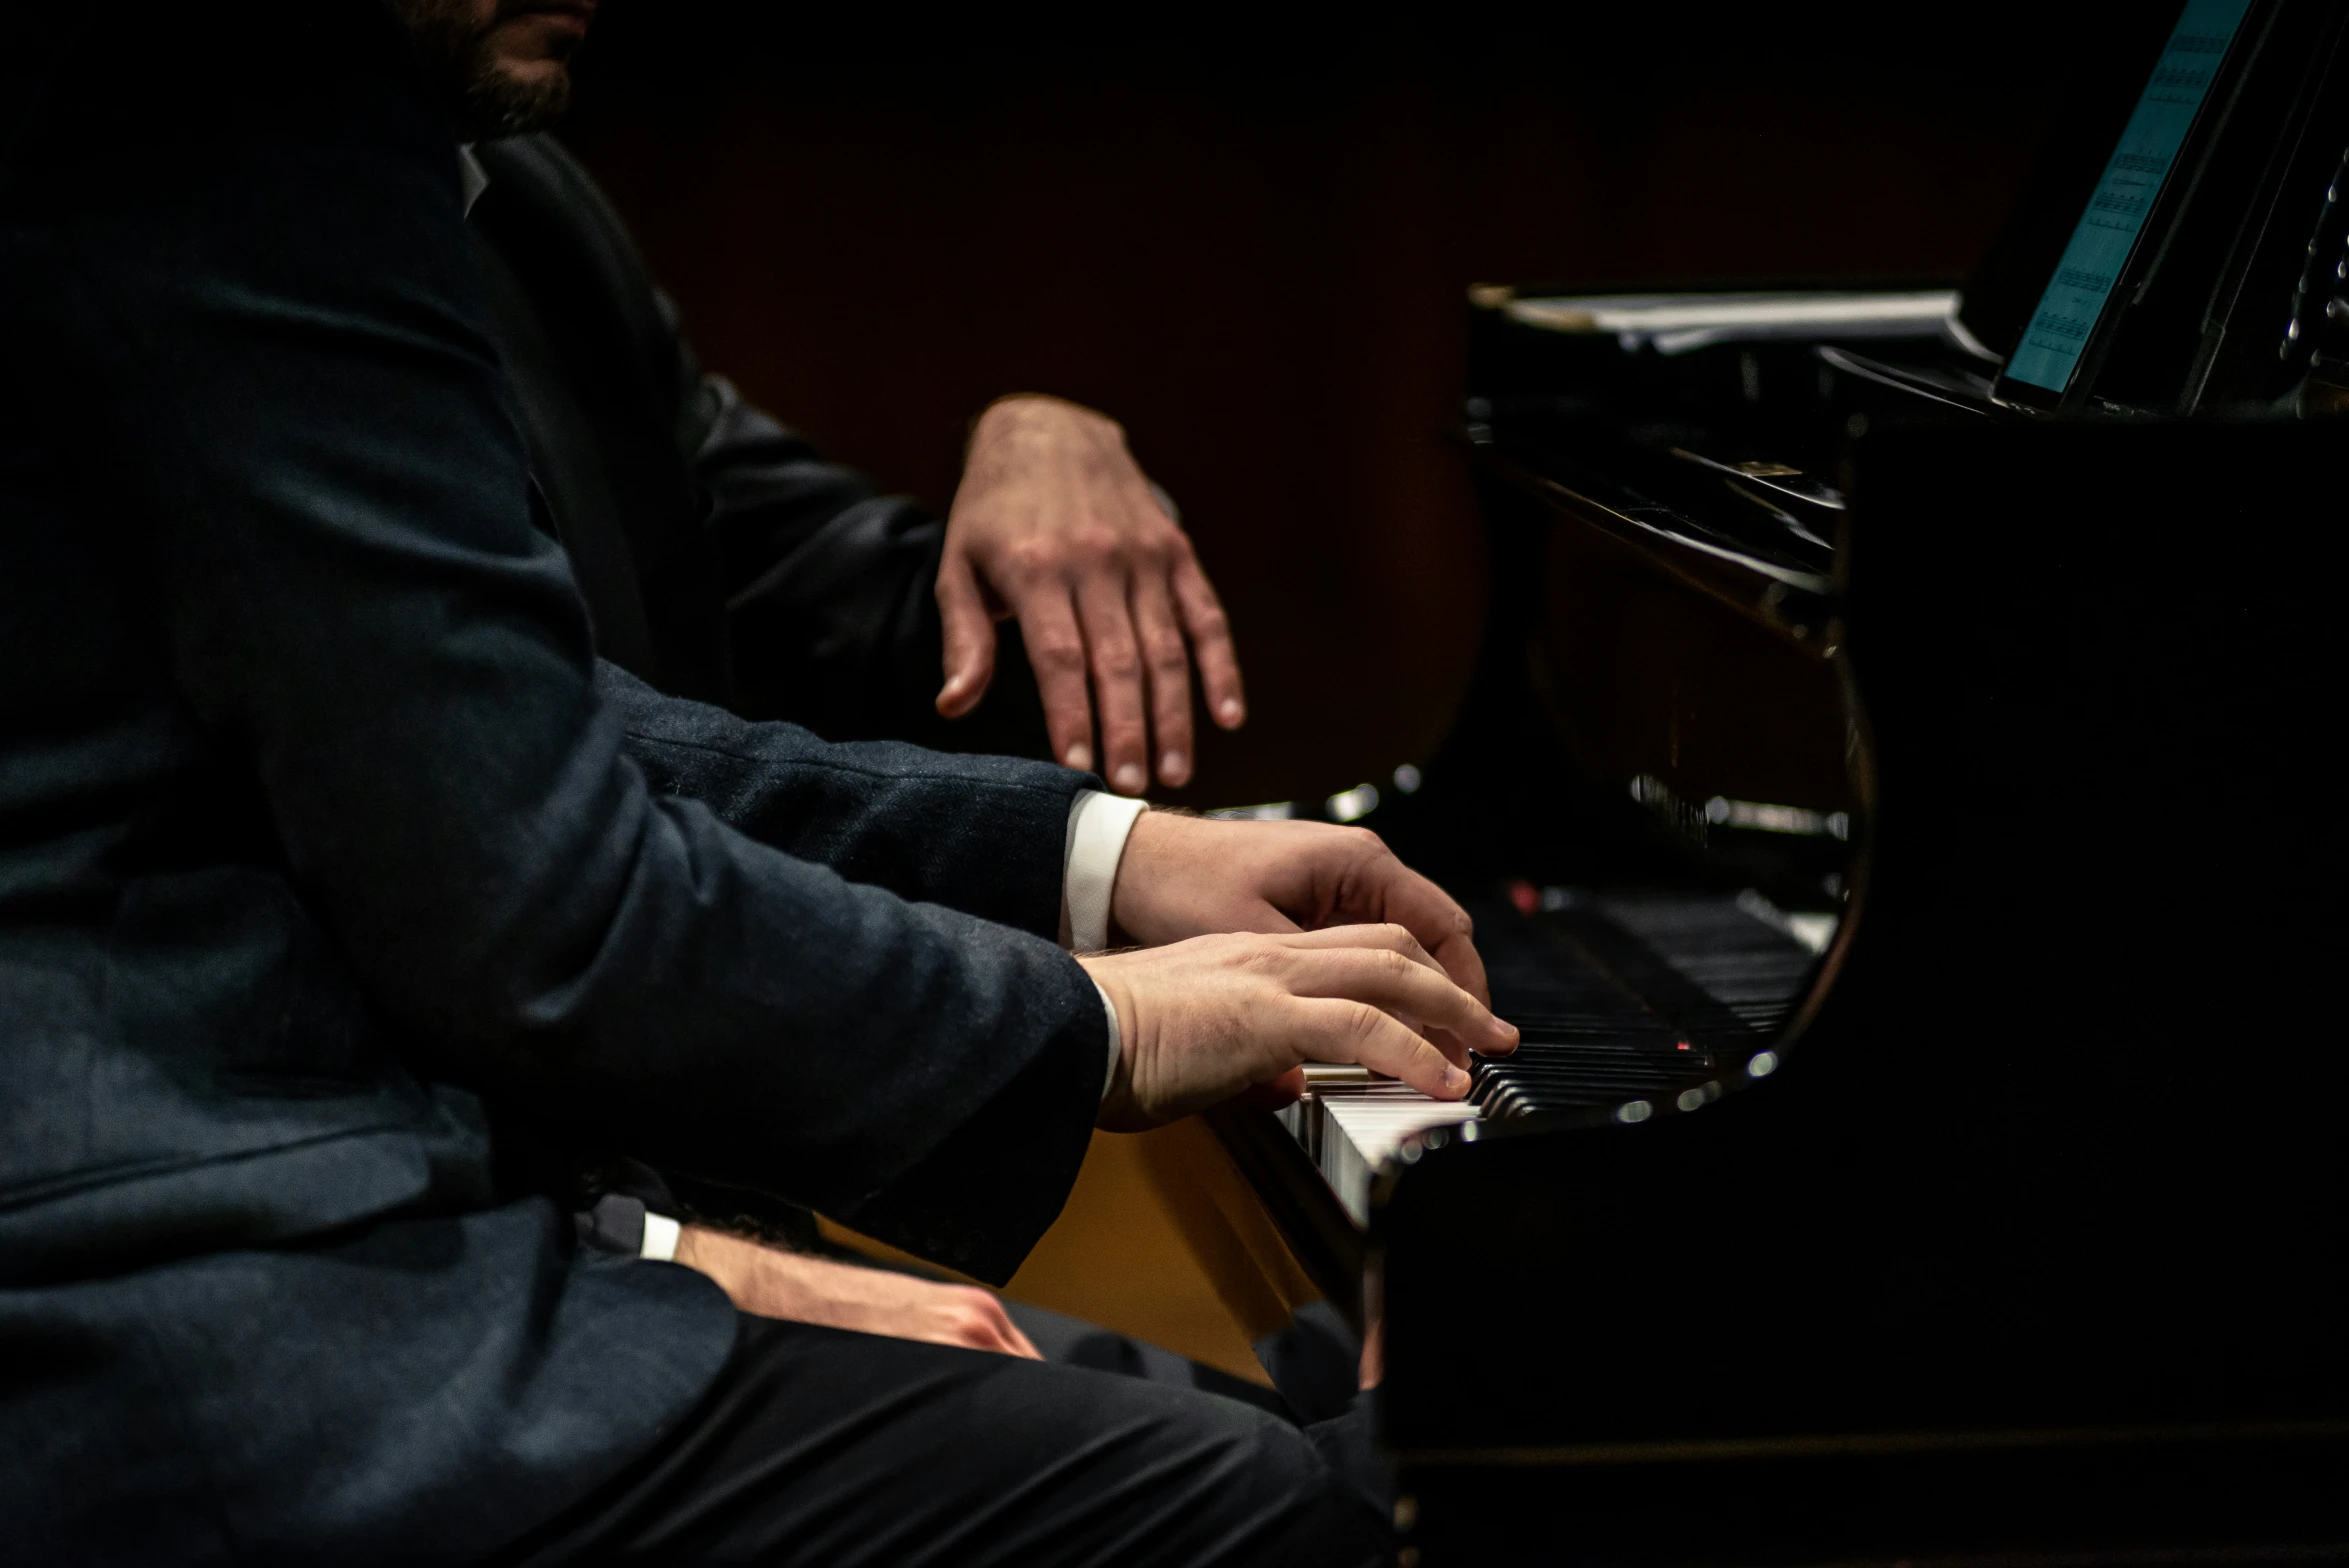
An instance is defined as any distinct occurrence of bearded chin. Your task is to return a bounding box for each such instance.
[394,0,576,140]
[461,49,572,138]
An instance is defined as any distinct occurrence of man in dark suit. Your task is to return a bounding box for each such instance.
[403,0,1345,1365]
[415,0,1245,799]
[0,5,1513,1563]
[406,0,1360,1373]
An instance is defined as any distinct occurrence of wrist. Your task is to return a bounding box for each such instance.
[672,1224,746,1295]
[1076,954,1141,1129]
[970,393,1123,454]
[1106,807,1166,946]
[1106,806,1215,947]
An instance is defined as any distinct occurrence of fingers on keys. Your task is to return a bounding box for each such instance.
[1271,925,1518,1089]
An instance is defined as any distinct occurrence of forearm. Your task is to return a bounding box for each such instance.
[721,494,947,737]
[684,374,951,735]
[670,1225,1040,1358]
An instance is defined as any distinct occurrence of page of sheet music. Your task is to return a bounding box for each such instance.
[2005,0,2256,395]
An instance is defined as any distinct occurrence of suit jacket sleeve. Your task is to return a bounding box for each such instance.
[477,134,1050,750]
[679,366,953,739]
[675,328,1053,760]
[598,660,1069,942]
[481,135,954,736]
[36,15,1095,1281]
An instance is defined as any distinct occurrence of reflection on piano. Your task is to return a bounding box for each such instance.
[1208,3,2349,1560]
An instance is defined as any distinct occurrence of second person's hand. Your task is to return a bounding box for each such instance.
[934,394,1245,795]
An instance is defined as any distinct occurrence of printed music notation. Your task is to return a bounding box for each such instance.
[1999,0,2253,395]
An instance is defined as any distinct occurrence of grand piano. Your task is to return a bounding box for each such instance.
[1205,1,2349,1558]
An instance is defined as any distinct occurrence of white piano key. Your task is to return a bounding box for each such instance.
[1292,1078,1482,1226]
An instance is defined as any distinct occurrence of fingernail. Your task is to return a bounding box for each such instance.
[1065,743,1093,772]
[1444,1066,1471,1094]
[1160,751,1186,782]
[1114,764,1147,793]
[1218,699,1244,725]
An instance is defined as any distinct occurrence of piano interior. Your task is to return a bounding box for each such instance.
[1200,1,2349,1559]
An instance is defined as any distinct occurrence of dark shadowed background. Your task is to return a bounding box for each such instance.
[559,2,2109,806]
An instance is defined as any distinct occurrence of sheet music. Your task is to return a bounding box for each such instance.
[2004,0,2255,395]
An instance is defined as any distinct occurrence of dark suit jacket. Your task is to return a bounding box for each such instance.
[465,132,1050,757]
[0,6,1102,1560]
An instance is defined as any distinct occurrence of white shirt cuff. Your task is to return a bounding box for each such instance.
[1062,790,1147,954]
[1091,979,1125,1103]
[638,1210,681,1262]
[1063,789,1145,1103]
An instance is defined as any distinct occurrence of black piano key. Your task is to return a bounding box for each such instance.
[1439,884,1821,1121]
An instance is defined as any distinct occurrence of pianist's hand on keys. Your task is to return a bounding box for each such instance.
[1081,924,1519,1131]
[1107,811,1493,1007]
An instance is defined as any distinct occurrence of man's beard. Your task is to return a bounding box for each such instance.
[393,0,575,140]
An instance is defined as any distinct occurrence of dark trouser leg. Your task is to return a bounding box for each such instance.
[492,1314,1393,1568]
[1001,1297,1296,1418]
[1253,1301,1367,1425]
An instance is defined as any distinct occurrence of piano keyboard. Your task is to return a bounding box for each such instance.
[1277,1067,1479,1226]
[1277,887,1829,1224]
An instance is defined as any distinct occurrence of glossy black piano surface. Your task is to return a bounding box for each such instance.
[1211,3,2349,1559]
[1360,419,2349,1565]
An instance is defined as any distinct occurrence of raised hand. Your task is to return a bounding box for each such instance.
[934,395,1244,794]
[1080,924,1518,1131]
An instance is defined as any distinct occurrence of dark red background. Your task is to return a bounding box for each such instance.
[563,4,2083,806]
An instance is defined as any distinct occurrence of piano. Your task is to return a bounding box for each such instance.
[1207,2,2349,1559]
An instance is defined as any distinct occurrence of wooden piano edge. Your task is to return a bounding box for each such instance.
[1203,1104,1368,1336]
